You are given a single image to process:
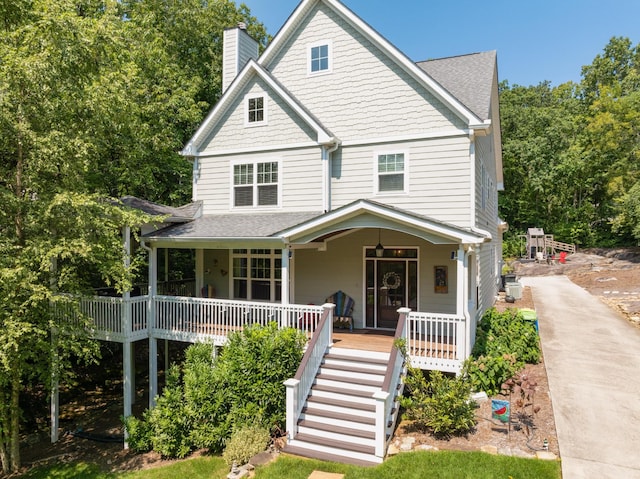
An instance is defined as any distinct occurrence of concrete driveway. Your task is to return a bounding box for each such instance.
[521,276,640,479]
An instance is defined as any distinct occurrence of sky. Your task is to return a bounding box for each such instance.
[240,0,640,87]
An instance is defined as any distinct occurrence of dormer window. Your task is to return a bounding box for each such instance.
[245,93,267,126]
[308,41,332,75]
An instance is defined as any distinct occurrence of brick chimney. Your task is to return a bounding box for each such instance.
[222,23,259,93]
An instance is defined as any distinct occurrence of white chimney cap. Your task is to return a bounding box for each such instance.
[237,22,247,30]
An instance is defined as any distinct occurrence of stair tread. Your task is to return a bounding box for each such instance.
[298,419,375,439]
[317,373,383,387]
[307,395,375,412]
[302,406,376,425]
[281,444,379,467]
[293,433,376,455]
[321,362,386,375]
[326,352,389,365]
[312,383,375,398]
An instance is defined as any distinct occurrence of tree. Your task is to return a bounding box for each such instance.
[0,0,269,470]
[0,1,146,472]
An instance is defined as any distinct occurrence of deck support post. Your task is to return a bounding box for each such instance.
[148,245,158,409]
[123,340,132,447]
[50,330,59,443]
[149,338,158,408]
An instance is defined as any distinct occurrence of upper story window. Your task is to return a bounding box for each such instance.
[245,93,267,126]
[233,161,279,208]
[376,153,406,193]
[308,40,332,75]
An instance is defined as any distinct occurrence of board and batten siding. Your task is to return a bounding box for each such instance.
[331,136,473,227]
[199,78,318,154]
[197,147,324,215]
[265,2,466,142]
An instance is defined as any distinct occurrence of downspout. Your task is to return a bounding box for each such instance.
[322,139,340,213]
[187,156,200,203]
[468,130,476,228]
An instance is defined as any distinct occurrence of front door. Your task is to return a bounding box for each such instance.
[365,248,418,329]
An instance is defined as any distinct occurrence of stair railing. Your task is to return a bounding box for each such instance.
[373,307,409,458]
[284,303,334,441]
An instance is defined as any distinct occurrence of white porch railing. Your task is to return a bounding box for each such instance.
[284,303,334,441]
[152,296,324,343]
[405,311,466,373]
[373,307,408,458]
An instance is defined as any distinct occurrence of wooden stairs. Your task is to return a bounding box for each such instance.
[283,347,397,466]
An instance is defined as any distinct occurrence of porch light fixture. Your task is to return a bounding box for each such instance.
[375,229,384,258]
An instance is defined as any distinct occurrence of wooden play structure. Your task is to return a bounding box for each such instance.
[518,228,576,261]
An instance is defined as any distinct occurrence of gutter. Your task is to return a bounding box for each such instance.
[321,138,340,213]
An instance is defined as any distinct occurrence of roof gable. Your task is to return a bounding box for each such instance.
[260,0,487,129]
[182,60,335,156]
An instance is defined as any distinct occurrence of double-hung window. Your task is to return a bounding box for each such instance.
[233,161,279,208]
[308,41,332,75]
[377,153,406,193]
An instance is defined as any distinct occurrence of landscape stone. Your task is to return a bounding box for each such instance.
[480,445,498,455]
[536,450,558,461]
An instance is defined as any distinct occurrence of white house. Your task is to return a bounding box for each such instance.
[59,0,504,465]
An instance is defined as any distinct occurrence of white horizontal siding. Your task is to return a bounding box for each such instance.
[330,136,472,227]
[266,3,466,141]
[200,78,318,154]
[198,147,323,215]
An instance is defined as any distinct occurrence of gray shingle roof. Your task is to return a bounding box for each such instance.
[417,51,496,121]
[120,196,202,222]
[146,211,324,239]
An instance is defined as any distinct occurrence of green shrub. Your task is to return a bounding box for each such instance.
[123,324,306,459]
[400,369,476,437]
[462,354,520,396]
[465,308,541,395]
[222,424,271,466]
[122,415,152,453]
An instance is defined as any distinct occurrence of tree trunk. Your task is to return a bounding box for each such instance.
[9,367,20,472]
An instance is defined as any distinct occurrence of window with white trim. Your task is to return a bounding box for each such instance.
[377,153,405,193]
[233,161,279,208]
[308,41,332,75]
[232,249,282,301]
[245,93,266,126]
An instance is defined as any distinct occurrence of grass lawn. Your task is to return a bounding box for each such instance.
[22,450,561,479]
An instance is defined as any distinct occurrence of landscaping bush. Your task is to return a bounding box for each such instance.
[400,369,476,437]
[463,308,541,395]
[222,423,271,466]
[123,323,306,458]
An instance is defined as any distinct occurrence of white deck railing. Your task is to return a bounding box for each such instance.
[405,311,466,373]
[285,303,334,441]
[61,296,467,373]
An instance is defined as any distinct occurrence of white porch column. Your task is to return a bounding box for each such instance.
[195,248,204,297]
[281,248,290,305]
[148,245,158,408]
[455,246,465,317]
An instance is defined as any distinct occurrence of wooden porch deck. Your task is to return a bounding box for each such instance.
[332,329,395,352]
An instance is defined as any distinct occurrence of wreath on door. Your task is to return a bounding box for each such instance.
[382,271,402,290]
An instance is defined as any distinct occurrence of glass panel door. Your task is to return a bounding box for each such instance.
[377,260,406,329]
[365,250,418,329]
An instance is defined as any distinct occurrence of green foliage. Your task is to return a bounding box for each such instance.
[401,369,476,437]
[463,308,540,395]
[499,37,640,246]
[222,424,271,467]
[122,415,152,454]
[125,324,306,459]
